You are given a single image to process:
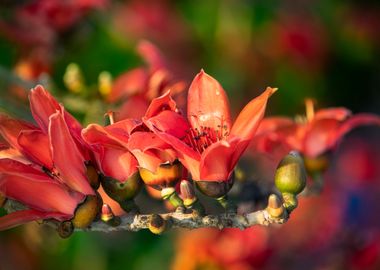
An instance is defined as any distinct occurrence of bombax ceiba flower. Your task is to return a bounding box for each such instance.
[254,99,380,174]
[82,91,183,208]
[0,85,100,232]
[145,70,277,198]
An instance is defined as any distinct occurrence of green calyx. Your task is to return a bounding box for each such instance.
[101,173,142,203]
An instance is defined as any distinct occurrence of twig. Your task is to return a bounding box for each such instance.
[83,209,288,232]
[3,197,289,233]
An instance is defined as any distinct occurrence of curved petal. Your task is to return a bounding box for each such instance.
[117,95,149,120]
[109,68,148,103]
[0,209,71,231]
[303,118,341,157]
[314,108,351,121]
[333,113,380,148]
[144,90,177,118]
[18,130,53,169]
[100,147,138,182]
[0,161,83,215]
[150,131,200,180]
[256,117,294,136]
[187,70,232,133]
[230,87,277,141]
[82,124,129,148]
[199,140,238,181]
[137,40,167,72]
[0,114,37,149]
[29,85,61,133]
[82,125,137,181]
[128,131,171,152]
[49,112,94,195]
[128,132,177,172]
[144,110,190,139]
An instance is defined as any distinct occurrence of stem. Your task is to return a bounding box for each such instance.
[167,192,184,208]
[216,196,237,213]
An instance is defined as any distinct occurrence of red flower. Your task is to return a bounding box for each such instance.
[82,91,180,189]
[81,119,139,182]
[0,85,95,230]
[145,70,276,185]
[107,40,186,120]
[255,100,380,159]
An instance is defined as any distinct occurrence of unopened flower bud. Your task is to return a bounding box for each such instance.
[98,71,112,97]
[86,164,100,189]
[101,172,142,203]
[180,180,196,206]
[72,194,102,229]
[101,204,121,227]
[266,194,285,218]
[275,151,306,196]
[148,214,166,235]
[63,63,85,93]
[57,221,74,239]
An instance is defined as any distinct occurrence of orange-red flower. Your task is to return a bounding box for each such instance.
[82,91,179,189]
[107,40,186,120]
[145,70,276,185]
[0,85,95,230]
[255,100,380,159]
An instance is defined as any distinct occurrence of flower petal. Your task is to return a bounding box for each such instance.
[0,114,37,149]
[187,70,232,133]
[144,90,177,118]
[128,132,177,172]
[144,110,190,139]
[29,85,61,133]
[100,147,138,182]
[108,68,148,103]
[0,209,71,231]
[199,140,238,181]
[82,124,138,181]
[117,95,149,120]
[314,108,351,121]
[229,87,277,142]
[49,111,94,195]
[303,118,341,157]
[18,130,53,169]
[0,159,83,215]
[149,131,200,180]
[137,40,167,72]
[256,117,294,136]
[333,113,380,148]
[29,85,85,142]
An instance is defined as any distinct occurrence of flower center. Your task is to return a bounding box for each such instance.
[184,124,229,153]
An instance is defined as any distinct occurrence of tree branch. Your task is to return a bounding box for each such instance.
[83,209,288,232]
[3,196,290,233]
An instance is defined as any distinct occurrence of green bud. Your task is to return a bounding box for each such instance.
[275,151,306,195]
